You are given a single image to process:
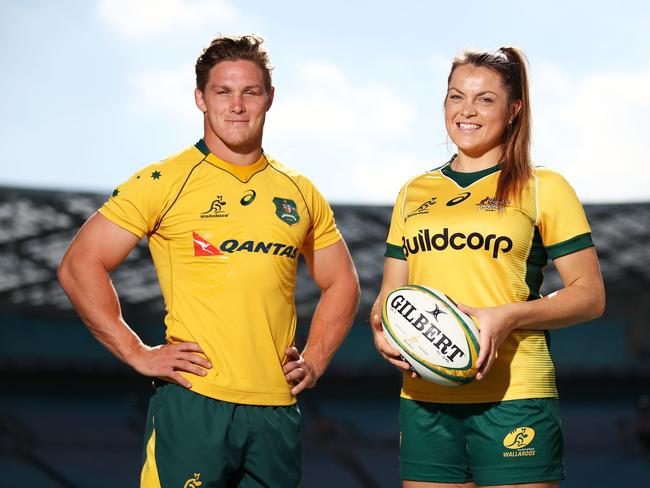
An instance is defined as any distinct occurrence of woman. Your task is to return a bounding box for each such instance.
[370,47,605,487]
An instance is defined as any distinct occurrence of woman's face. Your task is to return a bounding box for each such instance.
[444,64,520,161]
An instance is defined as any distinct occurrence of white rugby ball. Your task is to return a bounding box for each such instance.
[382,285,480,386]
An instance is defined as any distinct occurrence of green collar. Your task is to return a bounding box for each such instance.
[195,139,210,156]
[440,156,501,188]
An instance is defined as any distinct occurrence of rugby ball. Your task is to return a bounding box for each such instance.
[382,285,480,386]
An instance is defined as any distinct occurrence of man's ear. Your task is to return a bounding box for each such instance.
[195,88,207,113]
[266,86,275,111]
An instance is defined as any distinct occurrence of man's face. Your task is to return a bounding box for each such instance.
[195,60,274,155]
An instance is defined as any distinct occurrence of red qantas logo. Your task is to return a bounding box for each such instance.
[192,232,222,256]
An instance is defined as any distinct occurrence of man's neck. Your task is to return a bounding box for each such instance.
[203,134,263,166]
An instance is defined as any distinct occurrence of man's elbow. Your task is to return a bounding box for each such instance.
[57,250,91,294]
[591,289,606,320]
[584,282,606,321]
[349,270,361,308]
[57,253,74,293]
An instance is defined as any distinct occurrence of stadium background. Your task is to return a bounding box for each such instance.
[1,186,649,487]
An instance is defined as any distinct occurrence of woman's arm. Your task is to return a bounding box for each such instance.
[461,246,605,380]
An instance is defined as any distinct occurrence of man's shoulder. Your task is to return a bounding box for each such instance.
[110,143,207,198]
[126,143,207,184]
[265,155,317,188]
[157,143,208,172]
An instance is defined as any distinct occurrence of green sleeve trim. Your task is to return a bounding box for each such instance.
[385,243,406,260]
[525,227,547,301]
[545,233,594,260]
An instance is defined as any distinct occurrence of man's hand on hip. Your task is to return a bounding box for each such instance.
[128,342,212,389]
[283,346,318,396]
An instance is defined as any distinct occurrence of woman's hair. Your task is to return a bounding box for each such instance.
[448,47,532,205]
[195,35,273,93]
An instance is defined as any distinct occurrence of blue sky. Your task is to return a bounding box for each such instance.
[1,0,649,203]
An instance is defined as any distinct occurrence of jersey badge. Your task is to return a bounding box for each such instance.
[477,196,508,212]
[273,197,300,226]
[407,196,437,218]
[192,232,223,256]
[200,196,229,218]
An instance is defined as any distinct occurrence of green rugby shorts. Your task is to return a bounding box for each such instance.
[399,397,565,486]
[140,382,301,488]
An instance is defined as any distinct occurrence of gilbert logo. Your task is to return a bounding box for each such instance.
[184,473,203,488]
[502,427,536,458]
[426,304,446,321]
[389,293,466,363]
[201,196,229,218]
[192,232,223,256]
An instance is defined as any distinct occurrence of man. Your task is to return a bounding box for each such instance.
[58,35,359,487]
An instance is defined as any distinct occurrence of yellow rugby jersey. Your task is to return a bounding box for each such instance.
[99,140,341,406]
[386,160,593,403]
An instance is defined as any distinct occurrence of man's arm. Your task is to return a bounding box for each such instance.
[58,212,211,389]
[282,239,360,395]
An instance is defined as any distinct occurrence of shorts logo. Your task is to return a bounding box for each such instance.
[502,427,536,458]
[201,196,229,218]
[407,196,437,218]
[192,232,223,256]
[184,473,203,488]
[240,189,256,206]
[273,197,300,226]
[446,192,471,206]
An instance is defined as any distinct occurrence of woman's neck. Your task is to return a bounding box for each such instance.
[452,146,503,172]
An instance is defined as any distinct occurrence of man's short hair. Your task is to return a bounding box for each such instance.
[195,35,273,93]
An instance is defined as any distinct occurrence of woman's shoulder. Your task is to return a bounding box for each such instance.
[531,165,573,187]
[399,161,449,191]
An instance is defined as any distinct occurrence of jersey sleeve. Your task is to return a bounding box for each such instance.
[98,163,168,239]
[537,169,594,259]
[385,185,407,260]
[300,178,342,252]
